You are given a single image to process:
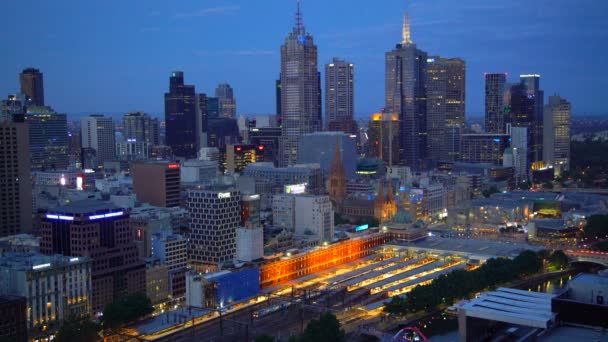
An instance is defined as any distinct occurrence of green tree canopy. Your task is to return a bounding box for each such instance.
[255,334,275,342]
[293,312,346,342]
[102,293,154,330]
[55,315,100,342]
[549,250,569,269]
[583,215,608,239]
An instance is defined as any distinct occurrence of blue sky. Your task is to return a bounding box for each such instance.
[1,0,607,119]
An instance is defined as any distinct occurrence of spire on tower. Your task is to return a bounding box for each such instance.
[402,12,413,45]
[295,0,305,34]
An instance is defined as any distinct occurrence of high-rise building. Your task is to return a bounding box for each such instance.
[507,125,529,182]
[25,106,69,170]
[544,95,571,173]
[426,57,465,162]
[80,115,115,166]
[275,79,282,125]
[519,74,544,164]
[460,133,511,164]
[224,144,264,174]
[385,13,428,170]
[0,296,27,342]
[0,253,92,338]
[0,115,32,237]
[165,71,197,158]
[329,137,347,202]
[215,84,237,119]
[249,127,281,165]
[485,73,507,133]
[278,1,321,167]
[195,93,208,150]
[19,68,44,106]
[187,187,241,273]
[41,200,146,312]
[325,58,354,130]
[368,112,400,167]
[272,194,333,244]
[123,111,160,146]
[207,118,241,149]
[131,161,181,207]
[150,230,187,271]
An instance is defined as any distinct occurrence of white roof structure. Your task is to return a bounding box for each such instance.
[460,288,556,329]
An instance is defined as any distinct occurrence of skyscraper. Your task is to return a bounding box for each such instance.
[165,71,197,158]
[25,106,69,170]
[19,68,44,106]
[484,73,507,133]
[368,112,400,167]
[131,161,181,207]
[0,114,32,237]
[278,1,321,167]
[123,111,160,146]
[325,58,354,131]
[385,13,427,169]
[544,95,571,173]
[215,83,237,119]
[80,115,115,166]
[195,93,208,150]
[425,57,465,162]
[519,74,544,164]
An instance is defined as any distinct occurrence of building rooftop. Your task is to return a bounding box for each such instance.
[48,199,121,214]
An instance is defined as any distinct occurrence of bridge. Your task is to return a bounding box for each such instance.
[565,250,608,267]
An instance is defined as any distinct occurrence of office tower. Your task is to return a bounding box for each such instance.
[519,74,544,164]
[1,94,26,122]
[224,144,264,174]
[272,194,333,243]
[445,124,463,161]
[329,137,347,202]
[165,71,197,158]
[485,73,507,133]
[278,1,322,167]
[275,78,282,125]
[195,93,208,150]
[0,296,27,342]
[249,126,281,165]
[325,58,354,130]
[187,187,241,272]
[0,115,32,237]
[207,118,241,149]
[240,194,261,227]
[131,161,181,207]
[123,111,160,146]
[297,131,357,179]
[426,57,465,162]
[0,253,92,338]
[368,112,400,166]
[215,83,237,119]
[507,125,528,182]
[80,115,115,166]
[41,201,146,312]
[116,141,149,161]
[206,97,220,120]
[460,133,511,164]
[19,68,44,106]
[385,13,428,169]
[544,95,571,173]
[25,106,69,170]
[151,230,187,271]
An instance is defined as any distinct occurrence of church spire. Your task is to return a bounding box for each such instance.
[402,12,413,45]
[295,0,305,34]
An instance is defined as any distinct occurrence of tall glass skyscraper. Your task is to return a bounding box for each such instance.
[325,58,354,131]
[19,68,44,107]
[385,13,427,169]
[544,95,571,173]
[25,106,69,170]
[215,83,237,119]
[123,111,160,146]
[278,1,321,167]
[484,73,507,133]
[164,71,196,158]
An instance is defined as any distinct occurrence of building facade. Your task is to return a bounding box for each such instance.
[25,108,69,170]
[0,115,32,237]
[325,58,354,130]
[122,111,160,146]
[297,132,357,179]
[279,2,322,167]
[0,296,27,342]
[460,134,511,165]
[187,187,241,272]
[215,84,236,119]
[368,112,400,166]
[165,71,197,158]
[131,161,181,207]
[19,68,44,106]
[80,115,115,166]
[385,13,427,170]
[0,253,92,336]
[543,95,571,173]
[40,201,146,312]
[484,73,507,133]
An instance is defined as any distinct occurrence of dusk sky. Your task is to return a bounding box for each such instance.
[1,0,607,119]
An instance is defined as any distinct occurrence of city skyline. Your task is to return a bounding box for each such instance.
[1,0,607,118]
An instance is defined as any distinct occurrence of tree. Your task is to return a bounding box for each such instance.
[295,312,346,342]
[583,215,608,239]
[102,293,154,330]
[549,250,569,269]
[383,296,408,316]
[55,315,100,342]
[255,334,275,342]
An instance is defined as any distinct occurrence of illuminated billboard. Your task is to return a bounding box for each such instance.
[354,224,369,232]
[284,183,307,194]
